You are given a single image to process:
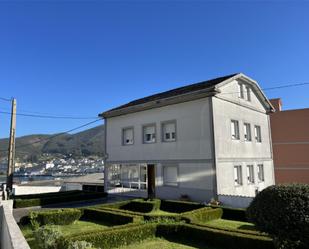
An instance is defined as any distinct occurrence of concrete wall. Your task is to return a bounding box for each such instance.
[13,186,61,196]
[106,98,214,162]
[213,79,275,200]
[0,200,30,249]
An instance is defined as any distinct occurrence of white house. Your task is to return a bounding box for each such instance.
[99,73,275,207]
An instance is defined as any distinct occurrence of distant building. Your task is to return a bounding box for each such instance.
[100,73,275,207]
[270,98,309,183]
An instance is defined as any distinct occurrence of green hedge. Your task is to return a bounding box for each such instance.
[160,200,204,213]
[67,223,157,248]
[181,207,223,223]
[13,190,81,200]
[82,208,143,225]
[208,205,247,222]
[29,209,82,226]
[120,199,161,213]
[157,224,274,249]
[14,191,108,208]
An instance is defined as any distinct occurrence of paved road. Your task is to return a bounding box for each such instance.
[13,195,132,223]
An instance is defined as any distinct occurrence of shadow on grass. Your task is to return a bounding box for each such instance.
[163,235,222,249]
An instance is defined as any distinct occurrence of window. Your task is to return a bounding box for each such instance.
[257,164,264,182]
[244,123,252,141]
[247,165,254,184]
[255,125,262,143]
[246,86,251,101]
[231,120,240,140]
[238,83,244,99]
[234,165,243,186]
[163,166,178,186]
[122,127,134,145]
[162,121,176,142]
[143,124,156,144]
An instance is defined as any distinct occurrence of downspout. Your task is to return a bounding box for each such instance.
[103,117,108,193]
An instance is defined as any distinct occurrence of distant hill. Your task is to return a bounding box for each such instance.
[0,125,105,160]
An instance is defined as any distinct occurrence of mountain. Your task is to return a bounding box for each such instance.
[0,125,105,160]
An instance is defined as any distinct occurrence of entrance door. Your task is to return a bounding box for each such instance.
[147,164,156,199]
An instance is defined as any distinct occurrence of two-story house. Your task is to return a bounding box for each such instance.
[99,73,275,207]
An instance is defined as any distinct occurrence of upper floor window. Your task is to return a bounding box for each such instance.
[231,120,240,140]
[238,83,244,99]
[143,124,156,144]
[122,127,134,145]
[246,86,251,101]
[247,165,255,184]
[234,165,243,186]
[255,125,262,143]
[162,121,176,142]
[257,164,265,182]
[244,123,252,141]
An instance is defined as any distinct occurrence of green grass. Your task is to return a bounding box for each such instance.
[203,219,258,232]
[117,238,219,249]
[148,209,179,216]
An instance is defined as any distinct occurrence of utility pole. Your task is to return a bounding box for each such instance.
[6,98,16,195]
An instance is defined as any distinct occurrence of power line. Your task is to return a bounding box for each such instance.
[0,96,12,102]
[0,118,102,152]
[0,111,98,120]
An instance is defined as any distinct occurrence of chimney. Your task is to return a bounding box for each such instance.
[270,98,282,112]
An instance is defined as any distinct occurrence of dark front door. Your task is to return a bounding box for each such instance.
[147,164,156,199]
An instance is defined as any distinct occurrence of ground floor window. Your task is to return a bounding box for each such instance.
[234,165,243,186]
[163,165,178,186]
[257,164,265,182]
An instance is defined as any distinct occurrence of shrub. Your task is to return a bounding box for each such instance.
[120,199,160,213]
[157,223,274,249]
[30,209,82,227]
[208,205,247,222]
[247,184,309,248]
[160,200,204,213]
[181,207,223,223]
[14,190,81,200]
[67,240,95,249]
[33,225,67,249]
[82,208,143,225]
[67,223,156,248]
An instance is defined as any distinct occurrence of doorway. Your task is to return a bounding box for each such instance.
[147,164,156,199]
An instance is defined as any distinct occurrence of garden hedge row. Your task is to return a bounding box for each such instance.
[120,199,161,213]
[13,190,81,200]
[157,224,274,249]
[181,207,223,223]
[160,200,204,213]
[14,191,107,208]
[82,208,143,225]
[67,223,157,248]
[29,209,82,226]
[208,205,247,222]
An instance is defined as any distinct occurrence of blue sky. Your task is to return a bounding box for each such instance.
[0,1,308,138]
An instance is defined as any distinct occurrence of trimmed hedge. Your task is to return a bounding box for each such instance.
[157,223,274,249]
[67,223,157,248]
[14,191,107,208]
[29,209,82,226]
[208,205,247,222]
[160,200,204,213]
[13,190,81,200]
[120,199,161,213]
[82,208,143,225]
[181,207,223,223]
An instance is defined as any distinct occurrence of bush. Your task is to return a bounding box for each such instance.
[30,209,82,227]
[14,190,81,200]
[82,208,143,225]
[160,200,204,213]
[157,223,274,249]
[247,184,309,248]
[14,191,108,208]
[182,207,223,223]
[120,199,160,213]
[33,225,67,249]
[208,205,247,222]
[67,223,156,248]
[67,240,95,249]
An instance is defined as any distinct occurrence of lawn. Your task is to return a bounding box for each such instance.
[117,238,219,249]
[203,219,258,232]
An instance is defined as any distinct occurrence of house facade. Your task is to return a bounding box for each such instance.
[270,98,309,184]
[99,73,275,207]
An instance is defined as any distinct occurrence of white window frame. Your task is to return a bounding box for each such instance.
[163,165,178,187]
[255,125,262,143]
[234,165,243,186]
[231,120,240,140]
[162,120,177,142]
[238,83,244,99]
[122,127,134,146]
[247,165,255,184]
[257,164,265,182]
[244,123,252,141]
[142,123,156,144]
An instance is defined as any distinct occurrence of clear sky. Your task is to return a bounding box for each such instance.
[0,1,308,138]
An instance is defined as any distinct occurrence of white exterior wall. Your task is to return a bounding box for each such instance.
[213,79,274,204]
[106,98,213,162]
